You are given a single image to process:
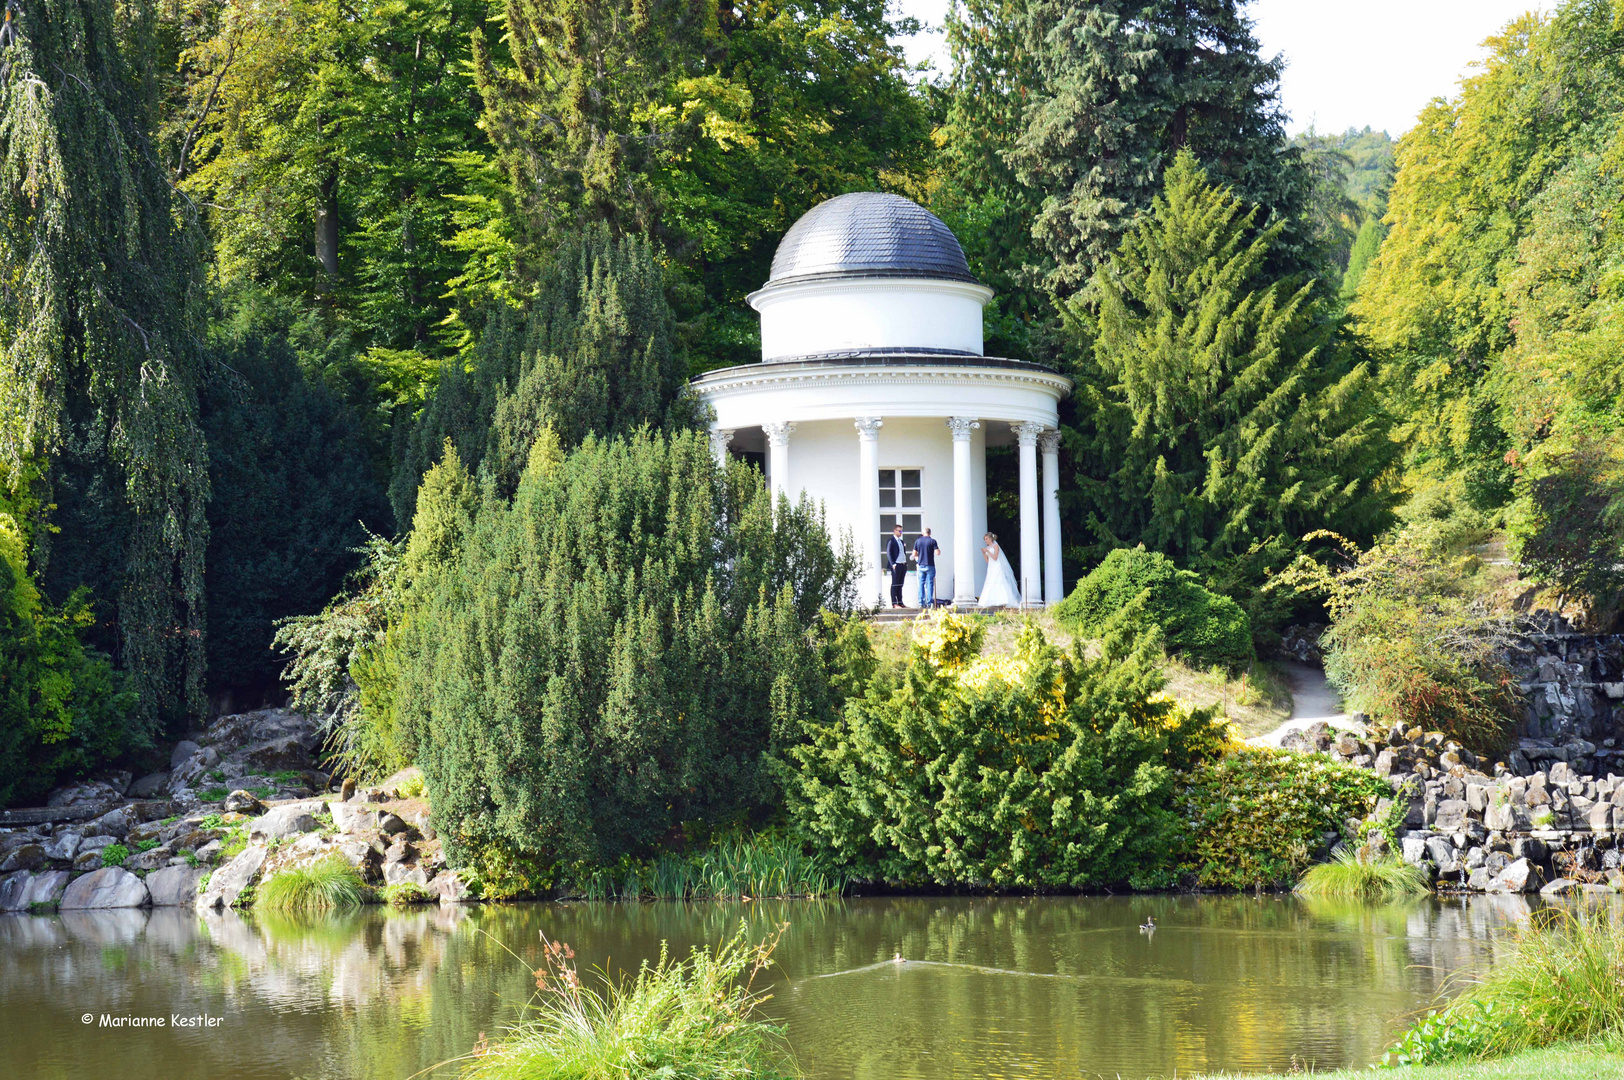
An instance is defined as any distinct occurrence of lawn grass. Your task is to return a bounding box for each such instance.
[1203,1041,1623,1079]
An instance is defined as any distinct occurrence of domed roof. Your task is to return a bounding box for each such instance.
[767,192,977,286]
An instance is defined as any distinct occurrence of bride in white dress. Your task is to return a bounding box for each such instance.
[978,532,1021,608]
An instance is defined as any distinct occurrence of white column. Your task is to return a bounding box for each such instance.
[1014,421,1044,606]
[763,422,795,505]
[948,417,980,604]
[1040,430,1064,607]
[855,417,885,607]
[708,427,735,468]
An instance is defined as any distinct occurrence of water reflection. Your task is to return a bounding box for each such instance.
[0,893,1574,1080]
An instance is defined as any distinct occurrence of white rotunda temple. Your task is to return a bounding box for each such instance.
[693,193,1073,608]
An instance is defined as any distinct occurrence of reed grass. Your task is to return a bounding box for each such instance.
[254,856,368,913]
[1295,848,1430,900]
[563,833,845,902]
[1384,906,1624,1066]
[458,925,799,1080]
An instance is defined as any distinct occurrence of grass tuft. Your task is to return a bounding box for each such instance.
[1296,848,1429,901]
[379,882,435,906]
[1384,906,1624,1066]
[563,833,844,902]
[254,856,367,914]
[458,924,798,1080]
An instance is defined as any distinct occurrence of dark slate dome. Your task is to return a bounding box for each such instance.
[767,192,977,286]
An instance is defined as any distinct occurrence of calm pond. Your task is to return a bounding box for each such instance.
[0,894,1551,1079]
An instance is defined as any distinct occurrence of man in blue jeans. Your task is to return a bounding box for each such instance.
[913,527,940,608]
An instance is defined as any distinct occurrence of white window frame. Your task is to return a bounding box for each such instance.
[879,467,925,569]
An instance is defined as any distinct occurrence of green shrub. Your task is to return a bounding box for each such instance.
[254,857,367,913]
[1176,747,1391,889]
[458,926,797,1080]
[27,900,58,915]
[1053,546,1254,673]
[1295,848,1429,900]
[134,839,159,853]
[1384,907,1624,1065]
[787,607,1229,890]
[99,844,130,869]
[400,430,855,883]
[378,882,435,906]
[1289,533,1520,755]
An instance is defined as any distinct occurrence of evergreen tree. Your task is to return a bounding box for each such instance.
[395,429,856,881]
[1069,153,1397,576]
[200,335,392,703]
[0,0,210,727]
[1007,0,1308,297]
[391,225,696,522]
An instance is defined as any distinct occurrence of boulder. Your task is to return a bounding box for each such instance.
[128,772,171,799]
[60,867,150,909]
[1540,877,1582,896]
[0,844,47,873]
[1433,800,1471,832]
[331,802,376,835]
[248,803,323,843]
[194,839,223,864]
[221,791,264,815]
[431,870,473,904]
[1465,783,1489,813]
[383,861,430,888]
[379,813,410,837]
[196,845,267,911]
[335,840,381,881]
[122,845,173,872]
[145,865,207,907]
[1401,837,1429,866]
[1589,804,1615,832]
[1374,749,1398,776]
[1425,836,1458,873]
[1485,802,1517,832]
[1489,858,1544,894]
[170,740,201,769]
[44,778,125,813]
[82,806,136,840]
[128,800,181,823]
[8,869,70,911]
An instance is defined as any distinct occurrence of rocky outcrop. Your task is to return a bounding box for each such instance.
[146,865,208,907]
[1292,717,1624,894]
[196,846,267,912]
[0,870,71,911]
[60,867,150,909]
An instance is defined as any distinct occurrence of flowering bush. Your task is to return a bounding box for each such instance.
[1177,746,1393,889]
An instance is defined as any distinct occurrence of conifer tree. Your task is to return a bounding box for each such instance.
[0,0,209,726]
[391,225,695,520]
[1070,153,1396,571]
[1008,0,1308,296]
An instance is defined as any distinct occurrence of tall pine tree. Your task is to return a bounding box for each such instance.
[0,0,209,728]
[1069,153,1396,579]
[1008,0,1308,297]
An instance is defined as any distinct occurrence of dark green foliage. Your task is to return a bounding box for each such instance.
[398,429,855,880]
[1,0,210,729]
[786,609,1228,890]
[1007,0,1311,296]
[200,336,391,701]
[391,226,697,522]
[1510,442,1624,619]
[0,539,136,808]
[1177,747,1392,890]
[1067,153,1398,577]
[1053,547,1253,673]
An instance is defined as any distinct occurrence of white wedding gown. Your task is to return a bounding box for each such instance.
[978,544,1021,607]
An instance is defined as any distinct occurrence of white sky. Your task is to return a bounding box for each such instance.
[893,1,1547,136]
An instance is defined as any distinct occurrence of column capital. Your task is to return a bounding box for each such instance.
[709,427,736,455]
[1014,420,1046,447]
[763,421,796,447]
[1039,429,1062,454]
[853,416,884,439]
[946,416,980,441]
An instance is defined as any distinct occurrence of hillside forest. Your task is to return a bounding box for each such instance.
[3,0,1622,891]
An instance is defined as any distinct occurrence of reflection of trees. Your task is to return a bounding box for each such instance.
[0,894,1569,1080]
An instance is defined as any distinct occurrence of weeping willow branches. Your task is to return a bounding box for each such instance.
[0,0,209,726]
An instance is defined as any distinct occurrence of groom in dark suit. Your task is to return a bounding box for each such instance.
[885,524,908,608]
